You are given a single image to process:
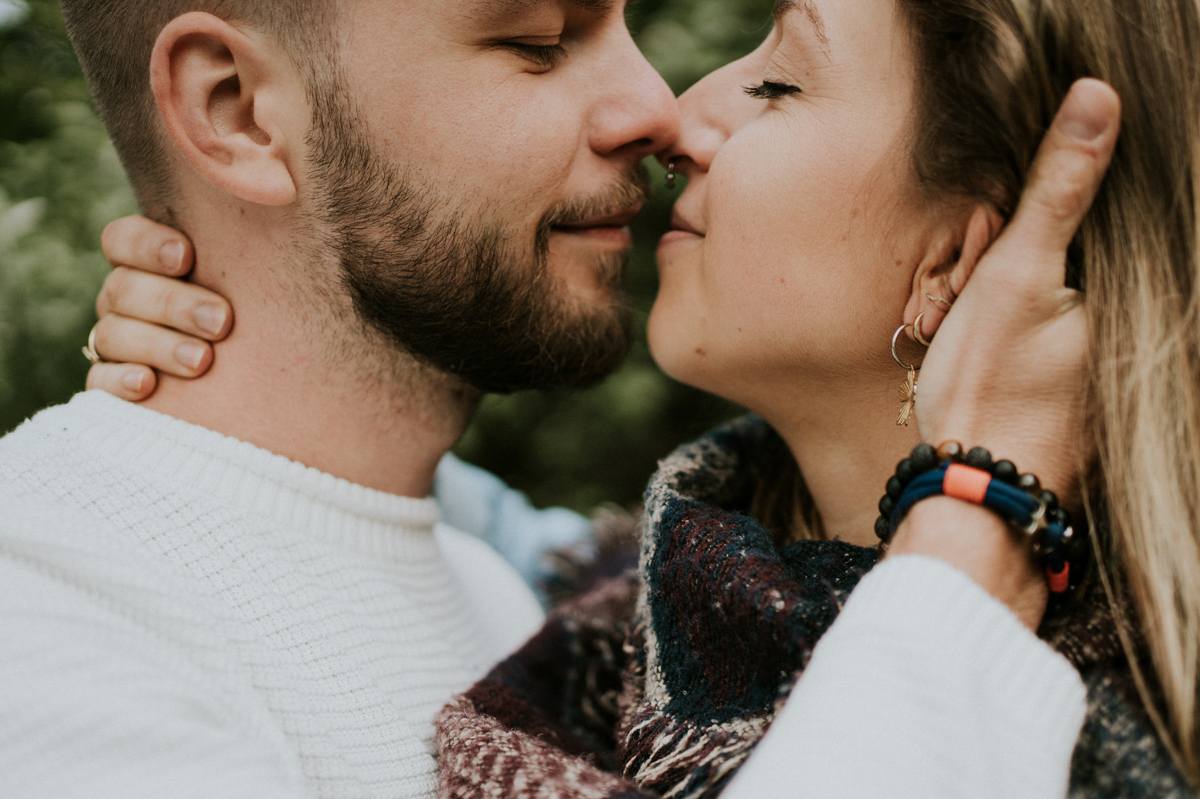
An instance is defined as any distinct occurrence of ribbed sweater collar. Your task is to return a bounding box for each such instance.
[39,391,442,561]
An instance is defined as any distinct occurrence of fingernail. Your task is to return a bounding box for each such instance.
[192,303,226,336]
[175,341,206,370]
[122,371,145,393]
[1058,82,1111,142]
[160,240,185,273]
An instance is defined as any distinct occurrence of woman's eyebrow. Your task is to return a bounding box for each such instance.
[773,0,829,46]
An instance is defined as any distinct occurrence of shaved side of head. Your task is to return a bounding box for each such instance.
[60,0,336,216]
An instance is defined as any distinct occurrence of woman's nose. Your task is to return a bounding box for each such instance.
[662,52,764,173]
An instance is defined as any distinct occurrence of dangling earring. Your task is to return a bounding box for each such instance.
[665,160,677,190]
[891,312,931,427]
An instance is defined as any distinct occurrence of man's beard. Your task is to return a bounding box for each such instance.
[307,90,647,394]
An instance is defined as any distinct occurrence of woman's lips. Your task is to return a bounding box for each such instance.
[658,229,702,248]
[668,209,705,237]
[659,209,705,249]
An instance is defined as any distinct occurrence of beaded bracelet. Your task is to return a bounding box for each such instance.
[875,442,1089,595]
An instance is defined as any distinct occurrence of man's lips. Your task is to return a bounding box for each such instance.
[550,207,641,251]
[552,207,642,231]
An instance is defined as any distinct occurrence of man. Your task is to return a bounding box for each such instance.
[0,1,672,797]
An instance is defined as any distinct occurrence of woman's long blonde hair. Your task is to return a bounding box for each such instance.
[896,0,1200,782]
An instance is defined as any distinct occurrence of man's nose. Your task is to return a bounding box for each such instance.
[587,35,680,160]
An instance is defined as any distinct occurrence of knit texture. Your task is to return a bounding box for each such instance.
[436,415,1193,798]
[0,391,542,799]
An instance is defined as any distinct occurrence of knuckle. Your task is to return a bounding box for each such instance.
[1034,150,1095,222]
[159,285,182,327]
[1030,193,1075,231]
[100,216,143,265]
[96,278,114,316]
[86,364,125,398]
[1055,170,1091,218]
[91,316,115,356]
[101,267,132,311]
[99,221,123,265]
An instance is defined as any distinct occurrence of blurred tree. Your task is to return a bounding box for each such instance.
[0,0,137,432]
[1,0,86,143]
[0,0,773,512]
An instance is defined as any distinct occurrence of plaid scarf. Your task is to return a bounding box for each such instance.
[436,416,1192,798]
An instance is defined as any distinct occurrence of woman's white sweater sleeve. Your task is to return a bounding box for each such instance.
[721,555,1088,799]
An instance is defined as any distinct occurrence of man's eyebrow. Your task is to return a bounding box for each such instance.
[471,0,618,19]
[772,0,829,46]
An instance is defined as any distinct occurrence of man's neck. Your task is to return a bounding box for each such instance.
[143,214,477,499]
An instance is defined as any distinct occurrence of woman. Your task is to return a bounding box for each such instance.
[85,0,1199,794]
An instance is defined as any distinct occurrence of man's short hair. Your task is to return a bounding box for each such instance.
[60,0,334,217]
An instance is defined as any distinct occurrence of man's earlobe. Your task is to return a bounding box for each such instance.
[151,12,300,206]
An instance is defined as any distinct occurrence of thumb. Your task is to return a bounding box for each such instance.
[1001,78,1121,284]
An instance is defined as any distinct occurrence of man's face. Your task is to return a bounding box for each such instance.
[307,0,678,393]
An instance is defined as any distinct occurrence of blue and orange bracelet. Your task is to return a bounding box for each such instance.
[875,442,1089,595]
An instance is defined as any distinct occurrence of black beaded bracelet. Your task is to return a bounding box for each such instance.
[875,442,1089,595]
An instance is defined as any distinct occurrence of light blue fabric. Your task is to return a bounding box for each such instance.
[433,453,591,603]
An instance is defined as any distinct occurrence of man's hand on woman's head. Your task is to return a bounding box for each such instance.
[88,215,231,401]
[891,79,1121,630]
[914,78,1120,497]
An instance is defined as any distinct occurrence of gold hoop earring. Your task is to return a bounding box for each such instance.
[891,324,919,427]
[912,312,933,348]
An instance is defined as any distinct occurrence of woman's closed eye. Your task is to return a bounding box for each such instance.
[744,80,803,100]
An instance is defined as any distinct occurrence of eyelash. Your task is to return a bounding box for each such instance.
[501,42,568,70]
[744,80,803,100]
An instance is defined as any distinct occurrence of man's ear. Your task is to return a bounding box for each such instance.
[904,205,1004,342]
[150,12,301,206]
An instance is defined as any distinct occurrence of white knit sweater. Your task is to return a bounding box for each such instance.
[0,391,544,799]
[0,391,1089,799]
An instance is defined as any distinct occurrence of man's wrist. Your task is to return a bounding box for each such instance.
[889,497,1048,630]
[924,407,1083,500]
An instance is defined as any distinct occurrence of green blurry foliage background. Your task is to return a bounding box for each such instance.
[0,0,773,512]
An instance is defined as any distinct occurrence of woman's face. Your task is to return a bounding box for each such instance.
[650,0,937,416]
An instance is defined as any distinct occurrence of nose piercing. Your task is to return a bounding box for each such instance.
[665,160,677,190]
